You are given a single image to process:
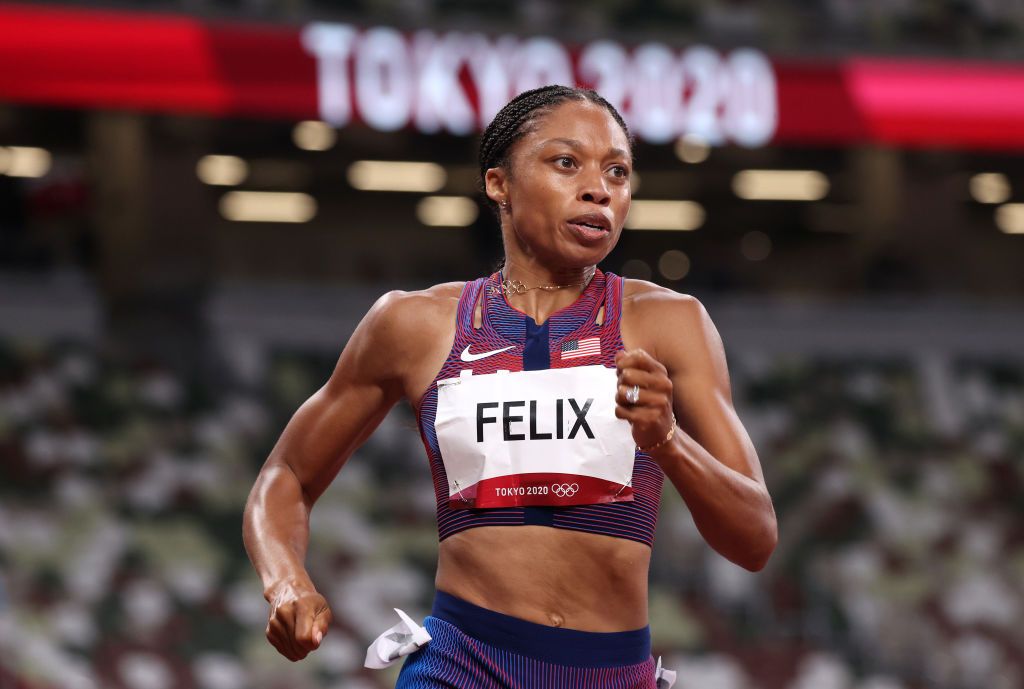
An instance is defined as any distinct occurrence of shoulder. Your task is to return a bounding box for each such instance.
[365,281,466,347]
[619,278,720,371]
[373,280,466,318]
[327,281,469,394]
[621,277,705,323]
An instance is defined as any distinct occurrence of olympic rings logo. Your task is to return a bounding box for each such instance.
[551,483,579,497]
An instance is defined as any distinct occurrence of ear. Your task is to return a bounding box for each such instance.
[484,166,510,207]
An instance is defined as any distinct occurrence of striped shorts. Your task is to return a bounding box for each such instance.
[393,589,658,689]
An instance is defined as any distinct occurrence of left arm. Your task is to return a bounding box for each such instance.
[615,292,777,571]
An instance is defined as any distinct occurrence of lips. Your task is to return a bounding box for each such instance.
[566,212,611,232]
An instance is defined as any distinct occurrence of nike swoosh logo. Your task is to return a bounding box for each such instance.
[461,344,515,362]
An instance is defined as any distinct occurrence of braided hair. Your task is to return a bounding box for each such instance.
[478,85,634,218]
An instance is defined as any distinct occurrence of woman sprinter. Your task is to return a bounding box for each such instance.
[243,85,777,688]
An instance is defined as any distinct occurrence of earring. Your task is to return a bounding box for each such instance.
[500,200,508,210]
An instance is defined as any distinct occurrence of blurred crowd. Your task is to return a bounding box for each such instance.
[0,335,1021,689]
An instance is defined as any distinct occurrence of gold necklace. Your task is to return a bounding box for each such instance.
[490,266,597,298]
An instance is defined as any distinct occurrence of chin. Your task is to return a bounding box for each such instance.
[558,237,616,266]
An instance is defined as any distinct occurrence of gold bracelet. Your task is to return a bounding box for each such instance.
[638,414,676,453]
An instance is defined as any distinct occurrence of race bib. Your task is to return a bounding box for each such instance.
[434,365,636,508]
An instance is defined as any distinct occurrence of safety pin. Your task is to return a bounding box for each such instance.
[451,479,471,504]
[613,478,632,498]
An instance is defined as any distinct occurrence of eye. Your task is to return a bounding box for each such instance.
[609,165,629,178]
[555,155,576,169]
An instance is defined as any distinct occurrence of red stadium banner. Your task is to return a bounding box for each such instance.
[2,2,1024,151]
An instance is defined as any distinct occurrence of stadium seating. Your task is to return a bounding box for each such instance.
[1,336,1020,689]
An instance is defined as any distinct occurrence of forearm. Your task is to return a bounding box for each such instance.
[650,430,776,571]
[243,462,317,600]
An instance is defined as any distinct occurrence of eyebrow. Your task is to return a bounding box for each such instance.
[537,137,630,161]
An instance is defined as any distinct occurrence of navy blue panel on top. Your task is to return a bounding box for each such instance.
[521,316,555,527]
[522,316,550,371]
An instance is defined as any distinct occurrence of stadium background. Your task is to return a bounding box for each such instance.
[1,1,1023,688]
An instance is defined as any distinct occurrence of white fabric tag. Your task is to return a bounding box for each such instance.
[655,655,677,688]
[363,608,432,669]
[434,365,636,508]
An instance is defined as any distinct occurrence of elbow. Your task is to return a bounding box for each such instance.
[743,509,778,572]
[241,477,266,554]
[744,544,775,573]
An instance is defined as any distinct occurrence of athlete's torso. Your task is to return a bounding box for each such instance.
[409,269,665,631]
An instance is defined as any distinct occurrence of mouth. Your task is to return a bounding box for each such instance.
[566,213,612,233]
[566,213,613,243]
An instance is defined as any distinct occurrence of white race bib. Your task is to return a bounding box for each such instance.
[434,365,636,508]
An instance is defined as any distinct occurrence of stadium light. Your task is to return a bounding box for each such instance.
[741,230,772,261]
[621,259,652,280]
[197,155,248,186]
[995,204,1024,234]
[970,173,1011,204]
[416,196,478,227]
[733,170,829,201]
[625,200,705,231]
[219,191,316,223]
[347,161,446,192]
[674,134,710,164]
[293,121,337,151]
[658,250,690,280]
[0,146,52,178]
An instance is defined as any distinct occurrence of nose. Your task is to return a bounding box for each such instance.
[578,167,611,206]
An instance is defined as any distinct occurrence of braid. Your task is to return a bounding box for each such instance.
[477,85,633,217]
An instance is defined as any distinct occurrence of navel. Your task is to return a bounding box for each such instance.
[547,612,565,627]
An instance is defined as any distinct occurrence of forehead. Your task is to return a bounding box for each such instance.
[521,100,631,155]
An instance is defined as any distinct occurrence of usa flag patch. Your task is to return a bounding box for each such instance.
[560,337,601,360]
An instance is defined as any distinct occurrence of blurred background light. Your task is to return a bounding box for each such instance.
[969,173,1011,204]
[657,249,690,280]
[292,120,337,152]
[995,203,1024,234]
[740,230,772,260]
[196,155,248,186]
[0,145,52,178]
[347,160,446,192]
[218,191,317,223]
[620,258,652,280]
[625,200,705,230]
[674,134,710,164]
[416,196,478,227]
[732,170,830,201]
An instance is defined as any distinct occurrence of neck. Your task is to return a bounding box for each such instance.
[502,260,593,287]
[499,260,597,326]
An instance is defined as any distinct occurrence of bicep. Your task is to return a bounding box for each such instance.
[265,292,407,505]
[660,297,766,486]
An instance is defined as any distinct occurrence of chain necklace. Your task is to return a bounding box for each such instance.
[490,266,597,298]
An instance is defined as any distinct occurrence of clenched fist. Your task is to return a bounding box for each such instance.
[614,348,676,453]
[264,578,334,661]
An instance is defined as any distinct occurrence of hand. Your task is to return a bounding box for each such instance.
[614,348,676,451]
[264,577,334,661]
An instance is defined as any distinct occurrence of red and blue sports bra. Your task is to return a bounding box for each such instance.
[414,268,665,547]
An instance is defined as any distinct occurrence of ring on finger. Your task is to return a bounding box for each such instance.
[625,384,640,405]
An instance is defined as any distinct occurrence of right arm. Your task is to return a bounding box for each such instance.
[242,289,422,661]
